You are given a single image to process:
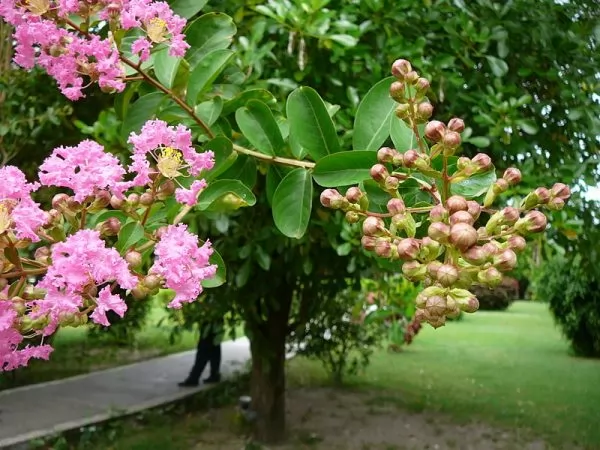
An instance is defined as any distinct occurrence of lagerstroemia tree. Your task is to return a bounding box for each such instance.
[0,0,570,442]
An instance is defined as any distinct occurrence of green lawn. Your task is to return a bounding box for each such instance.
[290,301,600,447]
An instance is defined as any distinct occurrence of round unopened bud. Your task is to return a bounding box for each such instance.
[424,120,446,142]
[457,157,471,171]
[466,201,481,220]
[500,207,520,225]
[52,193,70,210]
[492,178,509,194]
[450,210,475,226]
[402,150,419,168]
[503,168,522,186]
[320,189,344,209]
[447,118,465,133]
[551,183,571,201]
[345,187,363,204]
[131,285,149,300]
[436,264,459,287]
[92,190,111,209]
[156,179,176,200]
[442,131,461,148]
[47,209,62,224]
[127,193,140,207]
[139,192,154,206]
[546,197,565,211]
[402,260,426,281]
[34,246,50,262]
[144,274,161,290]
[427,260,443,279]
[446,195,468,214]
[395,104,410,119]
[461,245,488,265]
[397,238,420,260]
[494,249,518,272]
[370,164,389,183]
[390,81,406,100]
[448,288,480,313]
[482,241,501,257]
[363,216,385,237]
[449,223,478,252]
[507,235,527,253]
[345,211,360,224]
[428,222,450,243]
[416,102,434,120]
[125,250,143,269]
[154,226,169,240]
[426,295,447,317]
[421,236,441,260]
[96,217,121,237]
[361,235,377,251]
[532,187,550,205]
[387,198,406,214]
[429,204,448,222]
[415,77,430,92]
[404,70,419,83]
[516,211,547,233]
[384,176,400,191]
[377,147,396,164]
[477,267,503,288]
[375,238,392,258]
[391,59,412,78]
[472,153,492,171]
[110,195,124,209]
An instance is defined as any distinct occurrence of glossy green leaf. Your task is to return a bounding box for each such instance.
[222,89,277,116]
[266,165,291,205]
[466,136,491,148]
[390,117,415,152]
[218,155,256,188]
[202,248,226,288]
[235,100,284,156]
[286,87,340,161]
[153,48,182,89]
[186,49,234,104]
[116,221,145,253]
[329,34,358,47]
[254,246,271,271]
[312,151,378,187]
[185,13,236,69]
[197,179,256,211]
[486,55,509,77]
[272,168,313,238]
[194,97,223,127]
[204,136,236,181]
[353,76,396,151]
[170,0,208,19]
[451,168,497,198]
[121,92,165,141]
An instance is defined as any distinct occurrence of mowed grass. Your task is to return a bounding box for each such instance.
[289,301,600,447]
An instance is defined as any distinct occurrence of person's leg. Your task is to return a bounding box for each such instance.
[204,341,221,383]
[179,334,210,386]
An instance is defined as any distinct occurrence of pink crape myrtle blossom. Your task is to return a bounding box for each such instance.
[175,180,207,207]
[127,119,214,187]
[90,286,128,327]
[11,197,50,241]
[150,224,217,309]
[39,140,126,202]
[0,165,39,199]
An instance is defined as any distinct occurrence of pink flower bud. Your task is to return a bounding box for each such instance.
[387,198,406,214]
[426,295,448,317]
[143,274,162,290]
[461,246,488,265]
[492,178,509,194]
[450,210,475,226]
[447,118,465,133]
[125,250,143,269]
[442,131,461,148]
[156,179,176,200]
[402,260,427,281]
[448,288,479,313]
[404,70,419,83]
[92,190,111,210]
[466,201,481,220]
[96,217,121,237]
[415,77,431,92]
[507,235,526,253]
[449,223,478,252]
[457,156,470,171]
[502,168,522,186]
[110,195,124,209]
[515,211,547,233]
[391,59,412,78]
[345,187,363,204]
[345,211,360,224]
[395,104,410,119]
[500,207,520,225]
[361,235,377,251]
[140,192,154,206]
[424,120,446,142]
[131,284,149,300]
[52,193,70,210]
[363,216,386,236]
[370,164,389,182]
[384,176,400,191]
[551,183,571,201]
[429,204,448,222]
[421,236,442,260]
[375,238,392,258]
[437,264,459,287]
[482,241,501,257]
[494,249,518,272]
[427,260,443,278]
[397,238,420,260]
[546,197,565,211]
[389,81,406,100]
[402,150,419,168]
[472,153,492,171]
[446,195,468,214]
[127,193,140,206]
[428,222,450,243]
[417,102,433,120]
[377,147,397,163]
[534,187,551,204]
[477,267,503,288]
[320,189,344,209]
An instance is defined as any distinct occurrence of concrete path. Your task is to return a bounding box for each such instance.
[0,337,252,449]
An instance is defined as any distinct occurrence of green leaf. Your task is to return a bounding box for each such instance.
[353,76,396,151]
[312,151,378,187]
[451,169,497,198]
[170,0,208,19]
[185,13,236,69]
[235,100,284,156]
[204,136,236,181]
[266,165,290,205]
[235,259,251,288]
[121,92,165,141]
[286,86,340,161]
[390,117,415,152]
[194,97,223,127]
[186,49,234,104]
[329,34,358,47]
[466,136,491,148]
[153,48,182,89]
[116,222,145,253]
[218,155,256,188]
[485,55,509,77]
[272,168,313,238]
[202,248,226,288]
[254,246,271,271]
[517,119,539,135]
[221,89,277,116]
[197,179,257,211]
[4,247,19,266]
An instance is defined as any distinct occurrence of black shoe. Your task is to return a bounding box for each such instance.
[203,374,221,384]
[178,379,199,387]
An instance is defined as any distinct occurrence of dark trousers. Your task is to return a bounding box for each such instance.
[187,327,221,382]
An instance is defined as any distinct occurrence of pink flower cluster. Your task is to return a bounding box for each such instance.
[32,230,137,334]
[0,166,48,242]
[150,224,216,308]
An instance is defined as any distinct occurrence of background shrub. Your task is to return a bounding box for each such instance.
[472,277,520,311]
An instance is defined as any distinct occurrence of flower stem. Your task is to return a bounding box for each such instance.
[0,268,48,279]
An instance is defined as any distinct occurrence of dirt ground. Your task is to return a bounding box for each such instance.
[190,387,554,450]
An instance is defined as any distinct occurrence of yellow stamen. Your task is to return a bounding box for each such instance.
[156,147,183,178]
[146,17,168,43]
[23,0,50,15]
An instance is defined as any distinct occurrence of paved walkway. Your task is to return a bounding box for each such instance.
[0,337,252,449]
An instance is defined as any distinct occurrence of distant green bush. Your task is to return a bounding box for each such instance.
[472,277,520,311]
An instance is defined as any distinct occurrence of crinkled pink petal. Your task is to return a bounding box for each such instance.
[175,180,207,206]
[11,197,48,242]
[90,287,128,327]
